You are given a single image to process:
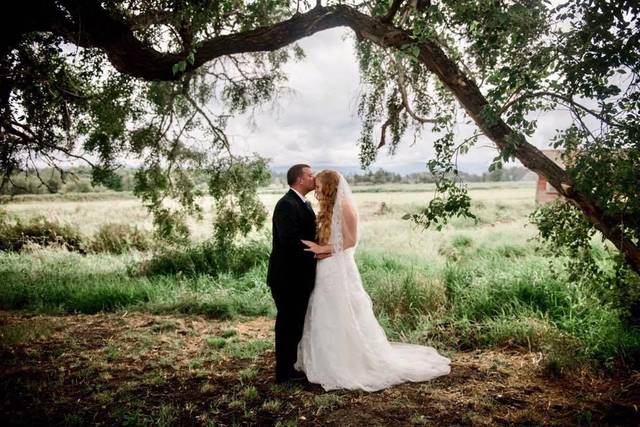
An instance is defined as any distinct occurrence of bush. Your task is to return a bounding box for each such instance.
[86,223,151,254]
[139,238,270,277]
[0,212,83,252]
[0,213,150,254]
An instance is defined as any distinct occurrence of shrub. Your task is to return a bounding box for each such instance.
[0,212,83,252]
[86,223,151,254]
[139,238,270,277]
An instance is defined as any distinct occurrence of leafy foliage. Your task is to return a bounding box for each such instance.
[530,200,640,324]
[1,1,303,243]
[206,156,271,246]
[350,0,640,274]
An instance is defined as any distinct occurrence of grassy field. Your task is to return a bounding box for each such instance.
[1,181,534,239]
[1,181,639,426]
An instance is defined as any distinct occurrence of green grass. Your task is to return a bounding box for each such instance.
[221,329,238,338]
[241,385,259,401]
[313,394,343,411]
[2,237,639,368]
[1,240,638,368]
[261,399,282,412]
[357,239,640,367]
[0,250,274,318]
[205,336,227,349]
[239,367,258,383]
[224,339,272,359]
[1,184,639,370]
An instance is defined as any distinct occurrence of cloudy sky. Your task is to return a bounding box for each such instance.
[224,27,571,175]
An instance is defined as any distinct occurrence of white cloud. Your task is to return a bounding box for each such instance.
[225,27,576,175]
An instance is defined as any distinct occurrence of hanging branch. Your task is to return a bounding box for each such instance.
[184,92,234,159]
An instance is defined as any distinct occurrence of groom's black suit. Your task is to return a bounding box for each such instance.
[267,189,317,381]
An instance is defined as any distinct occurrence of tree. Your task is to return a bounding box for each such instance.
[1,0,638,275]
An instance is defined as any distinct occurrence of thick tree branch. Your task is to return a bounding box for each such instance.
[45,0,349,81]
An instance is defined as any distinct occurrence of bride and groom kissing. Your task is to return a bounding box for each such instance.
[267,164,450,391]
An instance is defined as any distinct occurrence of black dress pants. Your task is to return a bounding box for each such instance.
[270,284,311,380]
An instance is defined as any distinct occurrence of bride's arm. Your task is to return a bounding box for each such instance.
[301,240,333,254]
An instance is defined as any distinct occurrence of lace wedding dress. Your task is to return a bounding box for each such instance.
[295,173,451,392]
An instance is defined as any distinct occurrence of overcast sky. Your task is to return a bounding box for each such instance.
[224,27,572,175]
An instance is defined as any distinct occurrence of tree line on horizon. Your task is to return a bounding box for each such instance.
[0,165,534,195]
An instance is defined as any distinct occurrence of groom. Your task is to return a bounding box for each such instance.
[267,164,317,383]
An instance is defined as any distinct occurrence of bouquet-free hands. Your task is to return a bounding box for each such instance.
[301,240,332,259]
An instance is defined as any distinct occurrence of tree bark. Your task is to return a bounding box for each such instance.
[7,1,640,274]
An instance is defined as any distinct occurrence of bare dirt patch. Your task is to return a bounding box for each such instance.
[1,310,638,426]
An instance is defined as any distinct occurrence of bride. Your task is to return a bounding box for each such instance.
[296,170,451,392]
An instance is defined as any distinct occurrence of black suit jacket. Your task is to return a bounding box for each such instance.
[267,189,317,293]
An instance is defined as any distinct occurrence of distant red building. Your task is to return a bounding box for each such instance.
[536,149,564,204]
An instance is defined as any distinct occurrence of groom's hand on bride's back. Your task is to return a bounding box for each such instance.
[315,253,332,260]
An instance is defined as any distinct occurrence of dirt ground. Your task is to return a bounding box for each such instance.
[1,310,639,426]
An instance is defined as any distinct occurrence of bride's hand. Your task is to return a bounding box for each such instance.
[301,239,322,254]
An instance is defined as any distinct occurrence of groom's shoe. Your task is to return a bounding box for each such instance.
[276,370,307,384]
[288,370,307,382]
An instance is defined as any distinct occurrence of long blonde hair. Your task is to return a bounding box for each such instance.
[315,170,340,245]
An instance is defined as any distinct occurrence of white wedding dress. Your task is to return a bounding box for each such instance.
[295,174,450,392]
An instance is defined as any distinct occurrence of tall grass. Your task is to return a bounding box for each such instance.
[0,248,273,318]
[2,236,639,368]
[0,213,84,252]
[354,232,640,369]
[86,223,151,254]
[0,210,150,254]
